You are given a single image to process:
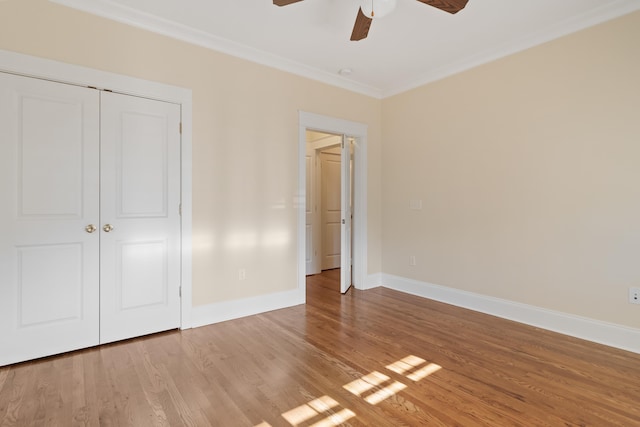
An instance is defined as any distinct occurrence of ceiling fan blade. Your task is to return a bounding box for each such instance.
[416,0,469,14]
[350,8,373,41]
[273,0,304,6]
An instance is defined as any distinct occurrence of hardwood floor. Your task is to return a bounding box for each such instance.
[1,270,639,426]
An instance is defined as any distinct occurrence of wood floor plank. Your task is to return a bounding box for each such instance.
[1,270,639,426]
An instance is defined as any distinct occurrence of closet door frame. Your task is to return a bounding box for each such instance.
[0,49,194,329]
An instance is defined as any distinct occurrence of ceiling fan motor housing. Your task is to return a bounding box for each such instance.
[361,0,398,19]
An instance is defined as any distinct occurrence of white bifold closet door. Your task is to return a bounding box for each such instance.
[0,72,181,366]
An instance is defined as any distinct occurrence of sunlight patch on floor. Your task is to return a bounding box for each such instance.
[343,370,408,405]
[407,363,442,381]
[308,409,357,427]
[362,380,407,405]
[261,355,442,426]
[280,395,355,426]
[343,371,390,397]
[386,355,427,375]
[386,355,442,381]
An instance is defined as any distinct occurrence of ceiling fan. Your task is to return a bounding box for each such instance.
[273,0,469,41]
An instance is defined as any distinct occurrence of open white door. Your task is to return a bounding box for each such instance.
[340,136,353,294]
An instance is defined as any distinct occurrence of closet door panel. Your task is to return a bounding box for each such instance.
[0,72,100,366]
[99,92,181,344]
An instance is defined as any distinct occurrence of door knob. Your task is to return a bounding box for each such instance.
[102,224,114,233]
[85,224,97,233]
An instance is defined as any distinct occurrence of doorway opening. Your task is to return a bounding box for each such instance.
[305,131,354,293]
[298,112,368,298]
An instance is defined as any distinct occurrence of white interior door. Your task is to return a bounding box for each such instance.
[99,92,182,344]
[340,137,353,294]
[321,150,342,270]
[305,146,320,275]
[0,72,100,366]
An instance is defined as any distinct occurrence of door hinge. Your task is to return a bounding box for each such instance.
[179,122,182,134]
[179,203,182,216]
[179,286,182,297]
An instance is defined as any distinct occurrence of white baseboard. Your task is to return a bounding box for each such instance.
[191,272,382,328]
[382,274,640,355]
[361,273,383,290]
[190,287,305,328]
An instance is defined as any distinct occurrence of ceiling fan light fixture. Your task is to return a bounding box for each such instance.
[360,0,397,19]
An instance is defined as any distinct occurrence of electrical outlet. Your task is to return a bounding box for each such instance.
[629,287,640,304]
[239,268,246,281]
[409,255,416,266]
[409,199,423,210]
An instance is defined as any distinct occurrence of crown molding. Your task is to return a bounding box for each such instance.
[48,0,383,99]
[50,0,639,100]
[383,0,640,97]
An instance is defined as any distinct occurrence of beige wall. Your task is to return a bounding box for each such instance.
[2,0,638,330]
[382,11,640,328]
[0,0,382,306]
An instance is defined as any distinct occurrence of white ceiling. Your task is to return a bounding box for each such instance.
[52,0,640,98]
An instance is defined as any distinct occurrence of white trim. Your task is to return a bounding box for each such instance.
[299,112,368,292]
[298,121,309,302]
[48,0,382,99]
[179,101,194,329]
[309,138,342,152]
[382,273,640,355]
[365,273,383,290]
[49,0,639,99]
[383,0,640,97]
[0,48,194,329]
[190,288,304,328]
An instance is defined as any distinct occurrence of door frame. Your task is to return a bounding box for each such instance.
[298,112,367,295]
[0,49,194,329]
